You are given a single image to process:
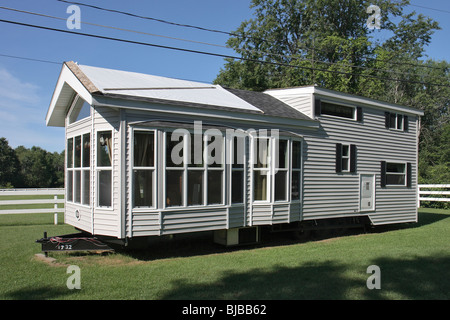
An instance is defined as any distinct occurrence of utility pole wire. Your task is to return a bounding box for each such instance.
[1,5,441,80]
[56,0,448,72]
[0,18,448,88]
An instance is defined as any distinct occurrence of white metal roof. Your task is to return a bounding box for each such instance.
[78,64,261,112]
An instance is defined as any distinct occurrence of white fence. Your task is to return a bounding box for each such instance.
[0,189,64,223]
[418,184,450,207]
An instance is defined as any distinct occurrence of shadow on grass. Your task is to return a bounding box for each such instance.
[367,209,450,235]
[159,254,450,300]
[114,210,450,263]
[4,285,76,300]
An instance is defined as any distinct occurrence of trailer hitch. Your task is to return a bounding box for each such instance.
[36,231,114,256]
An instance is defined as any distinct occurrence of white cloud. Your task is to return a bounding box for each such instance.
[0,67,64,152]
[0,67,40,104]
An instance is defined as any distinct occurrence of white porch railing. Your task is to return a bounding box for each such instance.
[418,184,450,207]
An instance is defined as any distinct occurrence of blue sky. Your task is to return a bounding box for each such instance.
[0,0,448,152]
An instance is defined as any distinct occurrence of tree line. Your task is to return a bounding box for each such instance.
[0,137,64,188]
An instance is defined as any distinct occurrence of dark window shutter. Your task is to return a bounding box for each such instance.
[404,115,409,131]
[336,143,342,173]
[315,98,321,116]
[381,161,387,187]
[385,112,390,129]
[350,144,357,173]
[356,107,362,122]
[407,162,412,187]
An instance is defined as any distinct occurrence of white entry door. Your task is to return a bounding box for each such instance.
[360,174,375,211]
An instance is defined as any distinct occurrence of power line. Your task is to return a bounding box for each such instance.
[0,18,448,88]
[0,6,229,50]
[57,0,448,72]
[409,4,450,14]
[56,0,242,39]
[1,5,435,80]
[0,53,60,65]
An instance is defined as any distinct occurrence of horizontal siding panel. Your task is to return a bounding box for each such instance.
[162,221,226,232]
[161,208,227,234]
[229,206,245,228]
[65,203,91,233]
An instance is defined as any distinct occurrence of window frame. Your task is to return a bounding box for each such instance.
[229,134,246,205]
[319,100,357,121]
[163,129,226,209]
[385,112,408,131]
[66,132,91,207]
[291,140,302,203]
[274,138,289,202]
[68,95,91,125]
[251,135,302,204]
[384,161,407,187]
[251,135,271,203]
[96,130,113,209]
[132,128,157,209]
[336,143,356,173]
[341,144,350,173]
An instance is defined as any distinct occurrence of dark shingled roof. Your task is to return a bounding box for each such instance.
[224,87,312,121]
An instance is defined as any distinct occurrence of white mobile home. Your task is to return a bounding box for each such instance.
[46,61,423,245]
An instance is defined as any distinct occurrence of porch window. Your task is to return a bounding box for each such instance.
[166,131,184,207]
[69,96,91,124]
[274,139,288,201]
[66,133,90,206]
[253,137,270,201]
[187,133,204,206]
[291,140,302,201]
[206,133,224,205]
[133,130,155,208]
[67,138,73,202]
[165,130,225,208]
[252,137,302,203]
[231,136,245,204]
[97,131,112,207]
[82,133,90,205]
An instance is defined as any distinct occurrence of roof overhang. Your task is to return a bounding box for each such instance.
[46,62,98,127]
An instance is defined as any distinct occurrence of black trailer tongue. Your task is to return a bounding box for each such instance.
[36,232,114,256]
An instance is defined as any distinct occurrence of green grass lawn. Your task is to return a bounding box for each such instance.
[0,208,449,300]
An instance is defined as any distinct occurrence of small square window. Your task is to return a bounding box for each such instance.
[385,112,406,131]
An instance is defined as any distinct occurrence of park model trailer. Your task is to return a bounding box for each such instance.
[45,61,423,247]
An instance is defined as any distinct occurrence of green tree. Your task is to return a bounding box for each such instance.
[15,146,55,188]
[214,0,449,185]
[214,0,415,93]
[0,137,20,188]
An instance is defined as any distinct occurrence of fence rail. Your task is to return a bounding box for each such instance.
[0,189,65,218]
[418,184,450,206]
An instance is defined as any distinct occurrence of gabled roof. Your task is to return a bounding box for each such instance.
[224,87,311,121]
[46,61,315,127]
